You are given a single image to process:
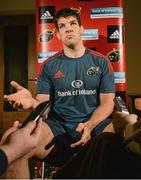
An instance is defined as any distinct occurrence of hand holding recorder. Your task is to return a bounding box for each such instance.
[113,96,141,147]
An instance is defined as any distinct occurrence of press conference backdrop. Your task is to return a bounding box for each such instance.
[36,0,126,101]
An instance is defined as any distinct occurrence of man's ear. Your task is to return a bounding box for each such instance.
[56,32,60,40]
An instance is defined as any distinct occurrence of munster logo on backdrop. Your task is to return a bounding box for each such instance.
[39,6,55,23]
[38,29,55,43]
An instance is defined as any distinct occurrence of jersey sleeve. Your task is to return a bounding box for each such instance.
[0,149,8,176]
[100,58,115,93]
[36,63,52,95]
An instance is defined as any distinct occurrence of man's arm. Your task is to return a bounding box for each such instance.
[84,93,115,131]
[71,93,115,148]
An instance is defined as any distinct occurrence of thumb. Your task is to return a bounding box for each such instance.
[11,81,23,91]
[76,123,84,132]
[13,121,20,128]
[23,121,37,133]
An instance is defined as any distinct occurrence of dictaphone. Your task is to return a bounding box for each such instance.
[114,96,129,114]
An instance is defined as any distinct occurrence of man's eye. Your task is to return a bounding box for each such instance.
[71,22,77,26]
[59,25,64,29]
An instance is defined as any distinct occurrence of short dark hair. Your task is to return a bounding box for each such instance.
[54,8,81,30]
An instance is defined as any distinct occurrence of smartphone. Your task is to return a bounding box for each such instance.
[114,96,129,114]
[19,101,50,128]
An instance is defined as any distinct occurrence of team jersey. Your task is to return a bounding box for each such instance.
[37,48,115,123]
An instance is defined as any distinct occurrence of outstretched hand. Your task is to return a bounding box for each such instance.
[4,81,34,110]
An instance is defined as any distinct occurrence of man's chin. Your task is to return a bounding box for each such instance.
[68,43,75,49]
[64,41,75,49]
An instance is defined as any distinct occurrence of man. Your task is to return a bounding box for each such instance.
[0,119,42,176]
[3,8,115,178]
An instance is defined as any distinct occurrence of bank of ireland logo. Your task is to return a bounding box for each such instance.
[71,80,83,88]
[38,29,55,43]
[87,66,100,76]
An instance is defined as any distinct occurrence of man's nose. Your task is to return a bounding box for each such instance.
[65,24,73,33]
[66,29,73,33]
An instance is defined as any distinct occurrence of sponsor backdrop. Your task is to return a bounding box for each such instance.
[36,0,127,102]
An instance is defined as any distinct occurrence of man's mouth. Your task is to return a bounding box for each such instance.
[66,35,74,40]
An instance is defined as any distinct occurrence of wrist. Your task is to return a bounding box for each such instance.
[0,148,8,175]
[0,145,16,165]
[84,120,95,132]
[32,98,39,109]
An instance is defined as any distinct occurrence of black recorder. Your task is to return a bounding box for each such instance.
[19,101,50,128]
[114,96,129,114]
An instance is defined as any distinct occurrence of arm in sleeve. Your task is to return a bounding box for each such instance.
[36,62,52,95]
[100,58,115,93]
[0,149,8,176]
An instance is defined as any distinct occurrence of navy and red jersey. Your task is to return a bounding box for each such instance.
[37,48,115,123]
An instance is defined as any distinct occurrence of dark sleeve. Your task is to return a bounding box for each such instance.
[100,58,115,93]
[36,63,52,95]
[0,149,8,176]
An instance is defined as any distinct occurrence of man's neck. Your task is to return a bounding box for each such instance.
[63,44,86,58]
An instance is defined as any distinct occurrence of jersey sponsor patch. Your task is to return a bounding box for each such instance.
[87,66,100,76]
[58,89,96,97]
[71,80,83,88]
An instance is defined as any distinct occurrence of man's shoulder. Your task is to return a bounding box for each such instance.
[43,50,63,66]
[87,48,108,60]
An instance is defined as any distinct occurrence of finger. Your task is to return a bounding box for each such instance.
[13,121,20,128]
[32,118,42,137]
[125,114,138,124]
[71,139,83,148]
[4,95,8,101]
[11,81,23,91]
[4,95,13,102]
[13,101,21,109]
[114,112,138,123]
[9,100,15,106]
[71,133,88,148]
[23,121,37,133]
[76,123,84,132]
[0,126,18,144]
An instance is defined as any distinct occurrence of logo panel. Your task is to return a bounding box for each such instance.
[82,29,98,40]
[38,29,55,43]
[38,51,57,63]
[107,48,120,62]
[91,7,123,19]
[114,72,125,83]
[107,25,124,43]
[39,6,55,23]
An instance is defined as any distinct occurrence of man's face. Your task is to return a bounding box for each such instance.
[57,16,83,48]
